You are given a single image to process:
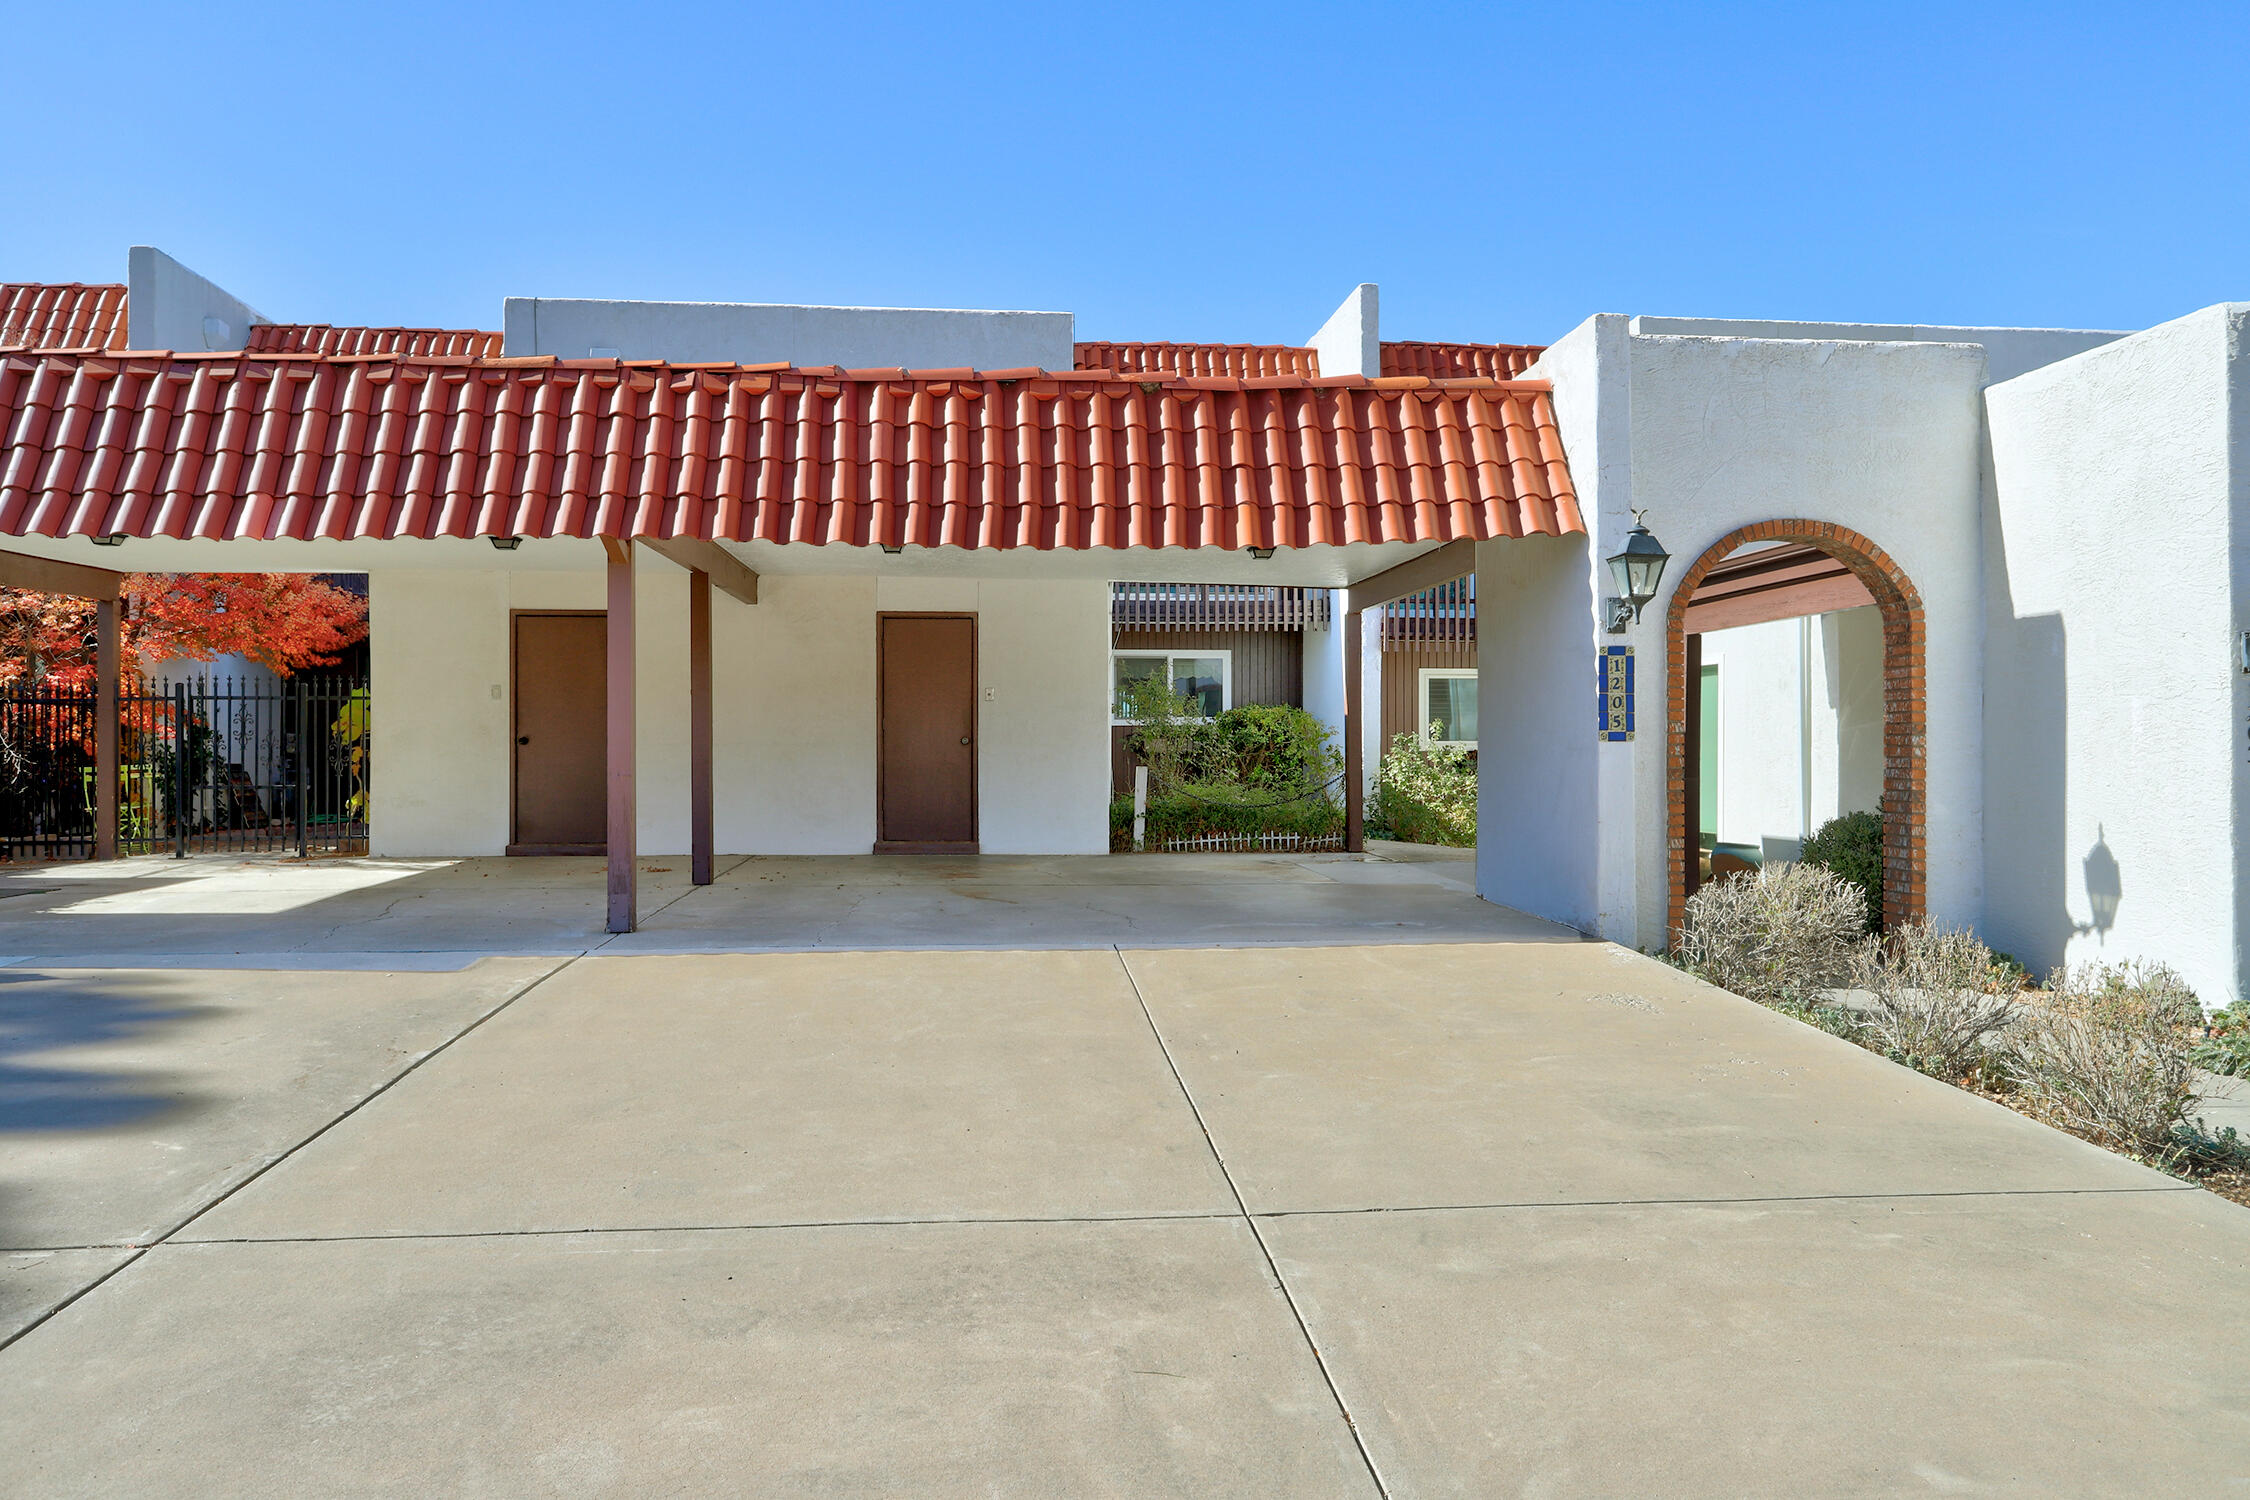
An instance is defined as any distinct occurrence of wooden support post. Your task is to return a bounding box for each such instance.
[1344,606,1365,853]
[688,567,714,886]
[605,540,637,933]
[94,598,119,860]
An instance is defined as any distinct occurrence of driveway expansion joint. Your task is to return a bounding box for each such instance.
[1113,945,1391,1500]
[0,952,584,1355]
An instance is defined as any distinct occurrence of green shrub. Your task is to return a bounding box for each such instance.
[1369,731,1476,847]
[1117,676,1339,801]
[1116,673,1230,793]
[1211,704,1341,794]
[2192,1000,2250,1078]
[1110,782,1343,851]
[1802,810,1883,928]
[1674,861,1869,1009]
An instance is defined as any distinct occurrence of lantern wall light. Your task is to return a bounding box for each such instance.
[1604,511,1670,633]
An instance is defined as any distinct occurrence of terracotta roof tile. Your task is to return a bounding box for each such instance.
[244,324,504,358]
[0,284,129,351]
[1379,341,1543,379]
[1075,342,1322,378]
[1077,339,1548,381]
[0,350,1579,550]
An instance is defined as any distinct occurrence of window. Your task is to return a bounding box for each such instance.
[1112,651,1230,720]
[1419,668,1478,747]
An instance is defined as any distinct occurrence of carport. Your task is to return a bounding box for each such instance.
[0,346,1582,932]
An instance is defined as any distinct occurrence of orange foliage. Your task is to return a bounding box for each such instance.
[0,574,369,688]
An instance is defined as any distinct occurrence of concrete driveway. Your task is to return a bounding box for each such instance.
[2,853,2247,1496]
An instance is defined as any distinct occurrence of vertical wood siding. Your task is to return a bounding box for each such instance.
[1111,628,1303,708]
[1380,640,1478,752]
[1110,628,1306,796]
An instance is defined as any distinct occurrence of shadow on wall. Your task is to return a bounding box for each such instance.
[1984,609,2075,969]
[0,969,213,1135]
[2078,825,2121,943]
[1983,606,2126,968]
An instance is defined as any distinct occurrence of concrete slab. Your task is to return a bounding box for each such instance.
[0,959,563,1250]
[190,950,1234,1240]
[1262,1190,2250,1497]
[0,855,719,960]
[1,1247,136,1345]
[0,850,1569,965]
[0,1219,1374,1500]
[1128,943,2182,1211]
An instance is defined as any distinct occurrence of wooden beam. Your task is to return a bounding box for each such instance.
[1343,540,1475,616]
[94,599,118,860]
[0,547,125,600]
[1344,607,1365,853]
[688,569,713,886]
[641,536,758,605]
[606,542,637,933]
[1683,572,1874,635]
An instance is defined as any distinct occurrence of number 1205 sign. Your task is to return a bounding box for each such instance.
[1598,646,1634,741]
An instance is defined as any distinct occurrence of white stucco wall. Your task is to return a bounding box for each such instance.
[1475,534,1602,930]
[1299,596,1347,755]
[1702,617,1805,855]
[127,246,266,352]
[370,563,1109,859]
[1628,317,2124,386]
[1810,606,1884,826]
[502,298,1075,371]
[1984,303,2250,1003]
[1516,317,1988,947]
[369,571,511,856]
[1307,284,1379,379]
[1700,606,1883,860]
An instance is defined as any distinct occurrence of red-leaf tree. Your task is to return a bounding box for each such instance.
[0,574,369,689]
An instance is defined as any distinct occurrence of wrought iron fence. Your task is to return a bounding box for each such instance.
[0,674,370,860]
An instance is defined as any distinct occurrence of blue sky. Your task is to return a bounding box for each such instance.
[6,2,2244,347]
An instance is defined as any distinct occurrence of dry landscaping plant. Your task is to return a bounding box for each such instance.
[1854,923,2018,1082]
[2007,960,2209,1162]
[1674,862,1868,1010]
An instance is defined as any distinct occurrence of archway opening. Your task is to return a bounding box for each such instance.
[1665,521,1925,937]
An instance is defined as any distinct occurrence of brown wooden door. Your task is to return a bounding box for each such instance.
[878,614,977,849]
[513,613,607,849]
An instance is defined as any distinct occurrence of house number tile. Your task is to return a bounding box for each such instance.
[1598,645,1634,742]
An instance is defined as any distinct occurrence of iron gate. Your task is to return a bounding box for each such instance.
[0,674,370,860]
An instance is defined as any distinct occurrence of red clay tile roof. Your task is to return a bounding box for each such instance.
[1075,342,1323,378]
[0,350,1579,550]
[1,284,129,352]
[1380,341,1544,379]
[1078,340,1547,381]
[244,324,504,358]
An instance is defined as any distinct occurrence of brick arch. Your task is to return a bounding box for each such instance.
[1665,519,1925,938]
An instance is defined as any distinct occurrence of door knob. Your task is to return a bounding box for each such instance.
[517,735,530,745]
[959,737,971,746]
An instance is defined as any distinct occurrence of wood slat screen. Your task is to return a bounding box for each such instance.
[1110,584,1331,632]
[1381,576,1475,649]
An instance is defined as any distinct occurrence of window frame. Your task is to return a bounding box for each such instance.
[1110,649,1233,724]
[1417,667,1479,749]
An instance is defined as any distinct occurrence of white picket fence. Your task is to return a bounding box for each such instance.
[1155,831,1344,855]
